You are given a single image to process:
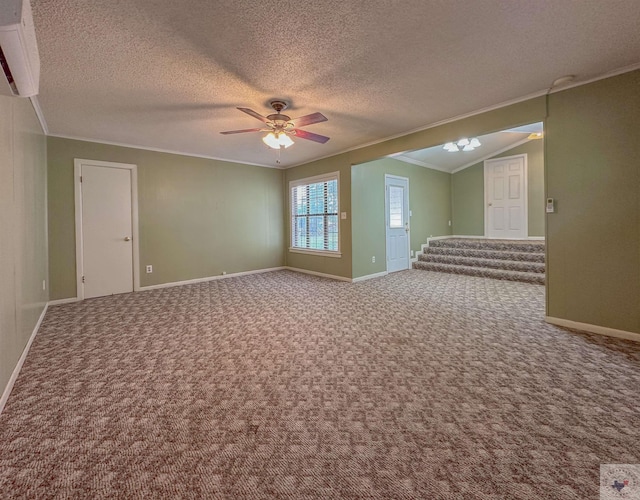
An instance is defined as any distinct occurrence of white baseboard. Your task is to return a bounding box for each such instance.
[546,316,640,344]
[0,304,48,416]
[48,297,80,306]
[285,266,351,282]
[426,235,453,242]
[138,266,286,291]
[352,271,388,283]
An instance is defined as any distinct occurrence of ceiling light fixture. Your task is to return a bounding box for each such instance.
[443,137,481,152]
[262,131,294,149]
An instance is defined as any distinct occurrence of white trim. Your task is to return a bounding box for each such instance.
[426,235,453,243]
[287,62,640,169]
[29,96,48,134]
[138,267,286,291]
[289,171,340,187]
[284,266,351,282]
[46,63,640,172]
[287,89,551,169]
[0,304,48,416]
[484,154,528,239]
[389,155,451,173]
[545,317,640,344]
[49,134,281,169]
[546,62,640,95]
[74,159,140,300]
[447,235,545,240]
[288,248,342,258]
[451,137,532,174]
[352,271,389,283]
[48,297,81,306]
[289,171,341,256]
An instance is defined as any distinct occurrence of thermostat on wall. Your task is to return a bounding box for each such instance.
[546,198,555,213]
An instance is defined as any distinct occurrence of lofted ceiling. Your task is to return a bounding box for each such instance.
[27,0,640,168]
[392,123,543,173]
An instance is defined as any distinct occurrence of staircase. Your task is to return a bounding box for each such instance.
[413,238,545,285]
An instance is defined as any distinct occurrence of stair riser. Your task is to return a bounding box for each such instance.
[421,254,545,273]
[425,247,545,263]
[413,261,545,285]
[430,239,544,253]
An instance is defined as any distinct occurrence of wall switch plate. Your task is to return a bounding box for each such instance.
[448,220,452,226]
[146,265,153,273]
[42,280,46,291]
[341,212,347,220]
[410,250,414,257]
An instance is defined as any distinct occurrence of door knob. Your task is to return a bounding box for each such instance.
[488,203,493,207]
[124,236,131,241]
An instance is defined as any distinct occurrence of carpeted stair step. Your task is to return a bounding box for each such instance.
[429,238,544,253]
[413,260,545,285]
[425,246,545,263]
[419,253,545,274]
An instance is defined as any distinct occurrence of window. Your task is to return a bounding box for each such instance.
[290,172,340,256]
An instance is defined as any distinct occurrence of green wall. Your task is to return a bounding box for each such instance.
[451,163,484,236]
[45,69,640,335]
[285,97,547,279]
[284,153,353,278]
[0,96,48,399]
[352,158,451,278]
[47,137,284,300]
[451,139,545,236]
[546,70,640,333]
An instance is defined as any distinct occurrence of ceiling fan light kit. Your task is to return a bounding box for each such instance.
[443,137,481,152]
[221,100,330,151]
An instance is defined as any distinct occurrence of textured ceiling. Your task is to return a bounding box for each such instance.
[30,0,640,168]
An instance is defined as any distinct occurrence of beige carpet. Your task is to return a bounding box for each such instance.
[1,270,639,499]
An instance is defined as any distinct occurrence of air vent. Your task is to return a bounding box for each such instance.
[0,46,18,95]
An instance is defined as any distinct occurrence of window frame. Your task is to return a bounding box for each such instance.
[288,171,341,258]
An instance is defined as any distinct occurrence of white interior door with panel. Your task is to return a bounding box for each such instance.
[484,154,527,239]
[385,175,410,273]
[75,159,139,299]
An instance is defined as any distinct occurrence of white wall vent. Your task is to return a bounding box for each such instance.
[0,0,40,97]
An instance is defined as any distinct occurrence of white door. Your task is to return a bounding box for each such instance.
[484,154,527,239]
[385,175,410,273]
[75,160,138,299]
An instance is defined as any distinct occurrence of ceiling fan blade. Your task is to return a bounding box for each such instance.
[237,107,270,123]
[220,128,264,135]
[292,129,330,144]
[290,112,328,127]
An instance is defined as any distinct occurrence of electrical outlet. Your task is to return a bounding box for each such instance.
[42,280,46,291]
[222,271,227,275]
[146,265,153,273]
[372,256,375,263]
[448,220,452,226]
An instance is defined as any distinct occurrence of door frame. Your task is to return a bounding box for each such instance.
[74,159,140,300]
[483,153,528,239]
[384,174,410,272]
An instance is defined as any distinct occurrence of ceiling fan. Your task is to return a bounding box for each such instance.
[220,100,329,149]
